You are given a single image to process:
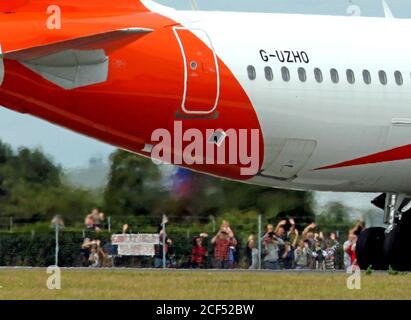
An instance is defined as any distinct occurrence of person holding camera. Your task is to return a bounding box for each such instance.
[211,229,237,269]
[295,239,312,270]
[262,232,284,270]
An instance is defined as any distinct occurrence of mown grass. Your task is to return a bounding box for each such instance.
[0,269,410,300]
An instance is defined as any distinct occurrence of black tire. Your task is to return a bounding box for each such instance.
[356,227,387,270]
[384,222,411,271]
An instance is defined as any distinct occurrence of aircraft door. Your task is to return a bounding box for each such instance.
[0,45,4,86]
[173,27,220,116]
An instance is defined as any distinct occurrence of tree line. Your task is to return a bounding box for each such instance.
[0,140,354,233]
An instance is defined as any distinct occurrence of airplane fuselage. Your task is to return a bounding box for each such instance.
[1,0,411,193]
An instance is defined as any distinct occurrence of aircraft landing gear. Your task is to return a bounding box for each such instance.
[383,211,411,271]
[357,193,411,271]
[356,227,387,270]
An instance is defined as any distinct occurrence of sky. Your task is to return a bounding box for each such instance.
[0,0,408,211]
[157,0,409,17]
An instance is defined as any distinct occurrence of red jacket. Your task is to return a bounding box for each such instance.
[191,245,207,264]
[345,243,357,265]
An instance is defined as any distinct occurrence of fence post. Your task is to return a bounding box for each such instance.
[108,216,111,233]
[9,217,13,233]
[258,214,262,270]
[162,214,167,269]
[210,215,216,233]
[51,215,64,267]
[55,223,59,267]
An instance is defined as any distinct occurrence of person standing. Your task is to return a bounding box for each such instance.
[90,208,101,232]
[283,229,299,269]
[191,236,207,268]
[343,233,355,270]
[246,235,256,268]
[295,240,312,270]
[321,233,339,270]
[211,230,237,269]
[263,232,283,270]
[248,238,260,270]
[84,214,94,230]
[345,233,359,270]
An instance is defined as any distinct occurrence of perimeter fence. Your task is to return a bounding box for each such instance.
[0,214,353,270]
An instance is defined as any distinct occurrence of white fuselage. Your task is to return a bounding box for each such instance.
[143,0,411,193]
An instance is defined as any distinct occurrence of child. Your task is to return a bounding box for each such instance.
[312,240,325,270]
[191,236,207,268]
[88,246,100,267]
[323,233,340,270]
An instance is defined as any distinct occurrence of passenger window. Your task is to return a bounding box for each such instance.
[264,66,273,81]
[281,67,290,82]
[314,68,323,83]
[379,70,387,85]
[247,65,256,80]
[395,71,403,86]
[330,68,339,84]
[363,70,371,85]
[298,68,307,82]
[346,69,355,84]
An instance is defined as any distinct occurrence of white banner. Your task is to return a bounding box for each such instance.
[117,244,156,256]
[111,234,159,256]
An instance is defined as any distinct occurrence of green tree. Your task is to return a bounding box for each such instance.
[316,201,353,235]
[13,148,61,186]
[102,149,315,226]
[153,167,314,226]
[0,141,96,224]
[103,150,166,216]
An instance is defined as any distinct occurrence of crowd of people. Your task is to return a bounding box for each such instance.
[80,207,363,270]
[188,219,365,271]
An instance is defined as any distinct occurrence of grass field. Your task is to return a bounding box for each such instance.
[0,268,410,300]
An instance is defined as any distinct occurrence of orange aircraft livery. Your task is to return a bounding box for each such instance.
[0,0,264,183]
